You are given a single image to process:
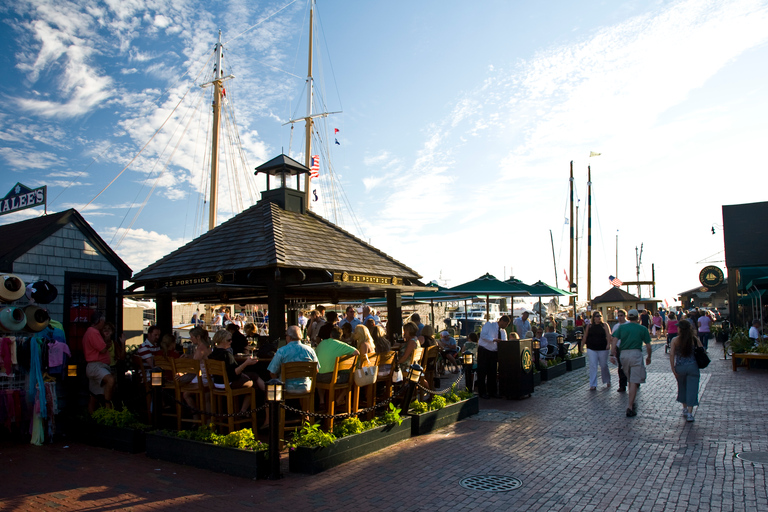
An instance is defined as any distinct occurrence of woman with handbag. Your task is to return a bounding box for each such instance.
[669,320,703,422]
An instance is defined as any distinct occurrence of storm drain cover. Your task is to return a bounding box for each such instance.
[737,452,768,464]
[459,475,522,492]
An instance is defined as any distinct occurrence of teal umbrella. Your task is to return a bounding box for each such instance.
[448,273,531,325]
[528,280,575,323]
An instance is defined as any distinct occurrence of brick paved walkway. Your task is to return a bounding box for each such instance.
[2,340,767,511]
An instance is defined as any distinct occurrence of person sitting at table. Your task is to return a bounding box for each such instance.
[397,321,421,372]
[315,325,359,384]
[372,324,391,354]
[180,327,212,416]
[339,322,355,346]
[209,330,263,415]
[542,324,559,358]
[438,330,460,373]
[160,334,181,359]
[420,325,437,348]
[225,323,249,355]
[268,325,318,393]
[352,324,376,356]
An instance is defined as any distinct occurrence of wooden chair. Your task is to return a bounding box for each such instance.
[352,352,380,421]
[154,355,181,426]
[171,358,208,430]
[204,359,257,434]
[376,351,398,400]
[421,345,439,391]
[280,361,318,448]
[315,354,358,430]
[131,354,151,421]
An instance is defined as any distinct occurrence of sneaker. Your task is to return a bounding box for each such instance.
[682,410,688,417]
[686,412,694,422]
[589,386,596,391]
[617,386,626,393]
[632,402,637,414]
[626,408,637,417]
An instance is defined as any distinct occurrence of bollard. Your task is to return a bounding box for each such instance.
[150,367,163,428]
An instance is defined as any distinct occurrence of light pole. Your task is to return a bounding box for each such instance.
[266,379,284,480]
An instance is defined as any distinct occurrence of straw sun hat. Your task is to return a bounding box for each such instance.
[0,274,26,303]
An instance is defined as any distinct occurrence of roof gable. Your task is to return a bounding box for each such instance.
[0,209,131,276]
[132,200,421,282]
[591,287,640,303]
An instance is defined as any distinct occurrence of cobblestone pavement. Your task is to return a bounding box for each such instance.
[2,340,767,511]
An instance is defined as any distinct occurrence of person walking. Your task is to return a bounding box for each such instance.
[697,311,712,350]
[610,309,652,417]
[584,311,612,390]
[611,309,630,393]
[669,319,702,422]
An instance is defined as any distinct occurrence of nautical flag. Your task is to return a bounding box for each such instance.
[590,151,601,157]
[310,155,320,179]
[335,138,340,145]
[563,269,570,287]
[334,128,339,134]
[609,275,623,287]
[664,298,669,308]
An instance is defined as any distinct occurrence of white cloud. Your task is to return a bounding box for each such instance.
[0,147,63,169]
[103,225,187,273]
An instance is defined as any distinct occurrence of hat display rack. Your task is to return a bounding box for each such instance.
[0,274,58,333]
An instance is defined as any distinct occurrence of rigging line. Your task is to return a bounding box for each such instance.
[50,48,214,208]
[590,185,611,275]
[225,0,301,45]
[223,88,256,206]
[195,94,213,239]
[111,86,206,245]
[84,51,213,211]
[116,86,204,248]
[314,4,344,111]
[226,117,245,213]
[253,59,303,79]
[183,84,209,243]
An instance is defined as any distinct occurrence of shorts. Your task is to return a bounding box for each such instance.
[86,362,112,395]
[317,371,350,384]
[619,349,646,384]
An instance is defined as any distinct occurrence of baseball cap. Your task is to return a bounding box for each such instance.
[627,309,639,318]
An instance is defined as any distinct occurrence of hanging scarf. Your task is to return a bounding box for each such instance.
[27,335,47,419]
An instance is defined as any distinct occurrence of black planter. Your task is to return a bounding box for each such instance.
[145,432,269,479]
[289,417,413,475]
[80,423,146,453]
[540,362,567,381]
[532,371,541,386]
[566,356,586,371]
[409,395,480,436]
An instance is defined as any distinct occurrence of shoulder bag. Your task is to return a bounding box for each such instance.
[353,354,378,386]
[693,340,710,369]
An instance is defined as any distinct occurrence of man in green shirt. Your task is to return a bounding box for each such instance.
[315,324,359,384]
[610,309,652,417]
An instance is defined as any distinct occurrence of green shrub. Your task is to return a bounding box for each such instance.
[161,424,266,451]
[410,401,429,414]
[92,407,149,430]
[380,402,403,426]
[429,395,447,411]
[287,421,337,449]
[333,417,366,438]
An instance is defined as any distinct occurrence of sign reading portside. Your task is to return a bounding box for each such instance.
[0,183,46,217]
[699,266,724,288]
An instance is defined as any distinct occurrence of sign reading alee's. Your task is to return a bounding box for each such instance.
[0,183,46,217]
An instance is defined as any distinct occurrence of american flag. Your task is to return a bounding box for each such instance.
[310,155,320,179]
[609,275,623,287]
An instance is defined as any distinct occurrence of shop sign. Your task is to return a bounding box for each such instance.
[0,183,46,216]
[699,266,724,288]
[521,347,533,373]
[162,272,229,288]
[333,272,402,286]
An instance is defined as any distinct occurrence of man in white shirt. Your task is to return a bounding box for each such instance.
[611,309,629,393]
[476,315,510,399]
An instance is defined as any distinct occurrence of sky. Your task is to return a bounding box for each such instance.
[1,0,767,308]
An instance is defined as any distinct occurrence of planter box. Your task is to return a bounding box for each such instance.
[532,371,541,386]
[409,395,480,436]
[566,356,586,371]
[80,424,146,453]
[145,432,268,479]
[540,362,567,381]
[289,417,412,475]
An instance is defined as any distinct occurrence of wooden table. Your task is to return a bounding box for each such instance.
[732,352,768,371]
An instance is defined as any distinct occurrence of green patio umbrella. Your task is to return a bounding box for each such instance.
[528,280,575,324]
[448,273,531,325]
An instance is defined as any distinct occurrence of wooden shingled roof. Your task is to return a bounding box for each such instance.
[591,287,640,303]
[132,200,421,282]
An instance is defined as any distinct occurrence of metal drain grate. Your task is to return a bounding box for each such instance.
[459,475,522,492]
[737,452,768,464]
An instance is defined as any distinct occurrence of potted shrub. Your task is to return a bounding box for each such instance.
[565,350,586,371]
[80,407,149,453]
[146,425,268,479]
[408,387,479,436]
[288,403,412,475]
[540,357,566,381]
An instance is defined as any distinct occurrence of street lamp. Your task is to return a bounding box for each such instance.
[265,379,284,480]
[575,330,583,354]
[402,363,423,408]
[557,334,566,360]
[532,339,540,367]
[462,353,474,392]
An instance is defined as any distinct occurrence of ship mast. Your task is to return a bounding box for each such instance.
[201,31,234,231]
[587,165,592,302]
[284,0,341,211]
[569,161,576,321]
